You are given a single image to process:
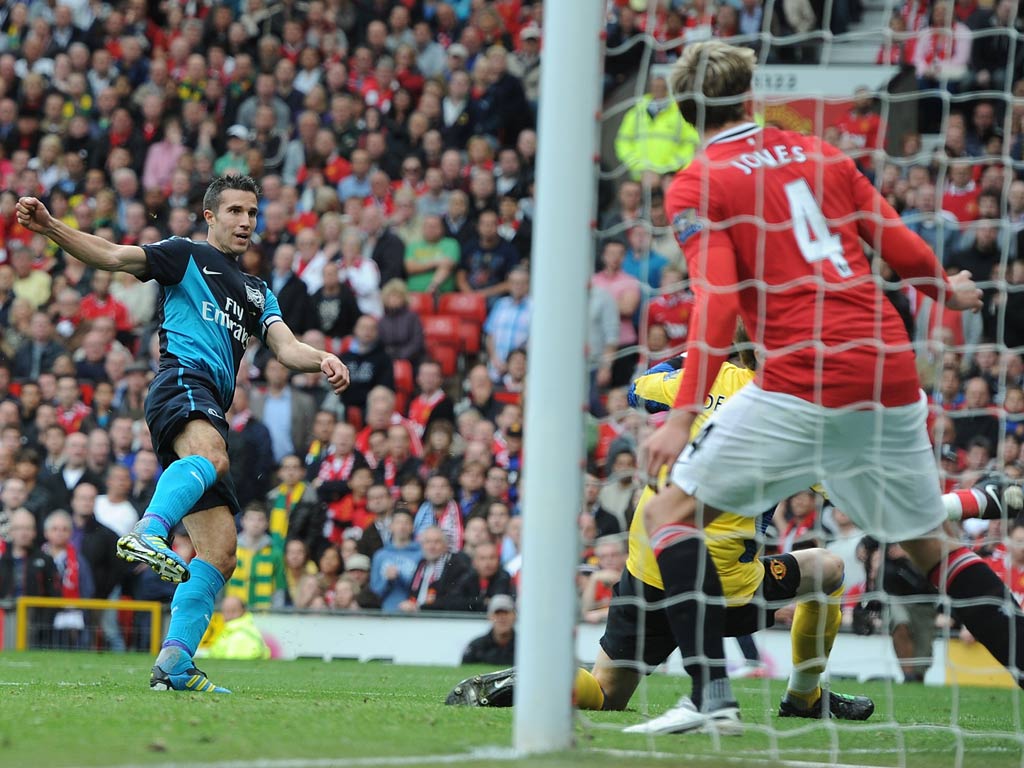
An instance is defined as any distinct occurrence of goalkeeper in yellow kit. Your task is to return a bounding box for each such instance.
[595,349,873,729]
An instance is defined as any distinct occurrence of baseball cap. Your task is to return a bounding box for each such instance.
[226,124,249,140]
[488,594,516,615]
[448,43,469,58]
[345,554,371,572]
[520,26,540,41]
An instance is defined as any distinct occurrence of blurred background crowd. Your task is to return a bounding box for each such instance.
[0,0,1021,672]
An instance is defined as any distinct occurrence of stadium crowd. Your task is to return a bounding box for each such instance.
[0,0,1021,670]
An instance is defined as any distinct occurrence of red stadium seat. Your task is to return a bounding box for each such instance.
[421,314,460,347]
[438,292,487,325]
[393,358,414,394]
[407,292,436,318]
[432,344,459,377]
[346,406,364,431]
[393,359,414,413]
[421,316,462,377]
[457,319,481,355]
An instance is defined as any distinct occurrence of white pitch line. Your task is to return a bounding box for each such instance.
[75,748,522,768]
[69,742,1024,768]
[78,746,911,768]
[593,748,884,768]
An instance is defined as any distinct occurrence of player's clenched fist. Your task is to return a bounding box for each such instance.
[944,270,983,313]
[16,196,54,234]
[321,354,351,395]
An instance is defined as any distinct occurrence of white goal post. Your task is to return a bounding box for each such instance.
[513,0,605,755]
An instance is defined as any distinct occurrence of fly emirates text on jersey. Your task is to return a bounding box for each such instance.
[202,297,253,346]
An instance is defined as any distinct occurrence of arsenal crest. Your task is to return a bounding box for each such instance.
[245,283,265,311]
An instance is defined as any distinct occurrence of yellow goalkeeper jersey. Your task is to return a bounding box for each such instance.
[625,361,767,602]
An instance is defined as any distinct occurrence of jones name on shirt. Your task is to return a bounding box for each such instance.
[728,144,808,176]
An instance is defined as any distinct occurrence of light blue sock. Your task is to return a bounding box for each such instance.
[162,558,225,657]
[137,455,217,538]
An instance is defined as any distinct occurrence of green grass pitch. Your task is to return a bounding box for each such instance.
[1,652,1023,768]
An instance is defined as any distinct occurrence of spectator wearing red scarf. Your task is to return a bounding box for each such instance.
[44,508,95,599]
[318,422,370,486]
[377,424,424,500]
[912,2,972,82]
[413,475,464,553]
[322,466,376,545]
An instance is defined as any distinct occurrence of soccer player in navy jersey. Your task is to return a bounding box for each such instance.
[17,176,350,693]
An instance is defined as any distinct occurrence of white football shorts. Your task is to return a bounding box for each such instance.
[668,383,946,542]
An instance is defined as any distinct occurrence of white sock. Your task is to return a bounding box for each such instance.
[787,669,821,695]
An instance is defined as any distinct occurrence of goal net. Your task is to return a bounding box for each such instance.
[564,0,1024,765]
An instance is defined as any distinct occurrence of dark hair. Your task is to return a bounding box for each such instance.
[402,475,425,491]
[487,499,510,515]
[15,447,40,466]
[203,175,262,214]
[966,436,993,455]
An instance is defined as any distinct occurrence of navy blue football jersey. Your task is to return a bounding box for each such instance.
[142,237,283,407]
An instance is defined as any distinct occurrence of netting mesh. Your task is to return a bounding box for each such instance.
[578,0,1024,764]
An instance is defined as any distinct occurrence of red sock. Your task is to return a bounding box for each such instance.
[952,489,982,519]
[928,546,983,591]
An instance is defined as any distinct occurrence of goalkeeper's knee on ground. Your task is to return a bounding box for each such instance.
[574,667,606,710]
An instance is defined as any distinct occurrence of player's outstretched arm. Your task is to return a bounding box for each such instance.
[944,269,983,313]
[16,196,148,278]
[265,321,350,395]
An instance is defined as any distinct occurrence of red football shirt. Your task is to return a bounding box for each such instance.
[80,294,133,332]
[646,290,694,348]
[836,111,883,153]
[942,182,981,228]
[985,552,1024,607]
[666,123,951,410]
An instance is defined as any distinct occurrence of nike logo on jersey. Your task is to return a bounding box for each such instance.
[202,266,222,275]
[208,408,225,421]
